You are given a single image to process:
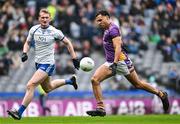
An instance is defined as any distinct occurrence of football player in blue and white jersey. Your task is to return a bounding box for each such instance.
[7,9,80,120]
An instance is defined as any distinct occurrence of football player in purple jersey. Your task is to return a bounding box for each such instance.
[86,10,169,116]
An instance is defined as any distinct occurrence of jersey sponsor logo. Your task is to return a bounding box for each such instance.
[37,36,46,42]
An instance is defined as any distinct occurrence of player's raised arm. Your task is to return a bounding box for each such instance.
[62,37,80,70]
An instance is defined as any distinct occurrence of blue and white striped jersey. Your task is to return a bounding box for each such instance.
[27,24,64,64]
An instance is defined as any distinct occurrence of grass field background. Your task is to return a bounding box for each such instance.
[1,115,180,124]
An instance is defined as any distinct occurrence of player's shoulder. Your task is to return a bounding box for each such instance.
[48,25,58,30]
[29,24,41,32]
[108,23,121,37]
[109,23,119,31]
[49,25,63,34]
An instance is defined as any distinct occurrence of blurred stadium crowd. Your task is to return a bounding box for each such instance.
[0,0,179,93]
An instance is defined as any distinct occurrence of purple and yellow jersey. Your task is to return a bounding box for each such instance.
[103,23,127,63]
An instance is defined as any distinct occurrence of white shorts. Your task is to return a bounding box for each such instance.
[103,59,134,76]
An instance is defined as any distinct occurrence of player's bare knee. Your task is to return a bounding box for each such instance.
[91,77,99,86]
[26,83,36,91]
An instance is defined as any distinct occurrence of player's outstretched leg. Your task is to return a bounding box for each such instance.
[86,108,106,117]
[159,91,169,113]
[125,70,170,113]
[7,109,21,120]
[70,75,78,90]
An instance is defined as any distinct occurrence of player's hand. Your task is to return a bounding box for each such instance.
[72,58,80,70]
[109,63,117,75]
[21,52,28,62]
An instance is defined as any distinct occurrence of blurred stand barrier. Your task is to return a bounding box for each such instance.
[0,97,180,117]
[0,89,179,99]
[0,90,180,117]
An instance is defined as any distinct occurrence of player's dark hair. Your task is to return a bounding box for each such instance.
[95,10,110,18]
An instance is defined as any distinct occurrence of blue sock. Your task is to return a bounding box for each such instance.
[65,79,72,85]
[18,105,26,117]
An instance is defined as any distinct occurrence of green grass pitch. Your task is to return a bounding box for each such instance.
[1,115,180,124]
